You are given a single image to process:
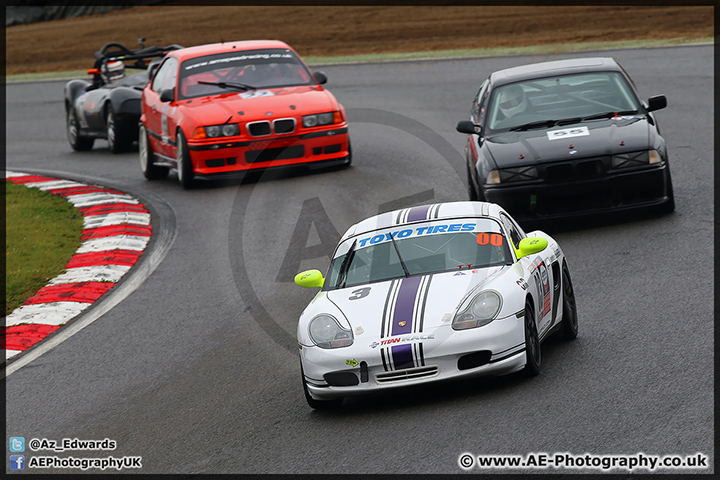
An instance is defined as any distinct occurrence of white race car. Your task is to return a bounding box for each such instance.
[294,201,578,408]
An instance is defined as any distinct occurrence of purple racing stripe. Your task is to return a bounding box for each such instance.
[406,204,432,222]
[391,276,422,336]
[391,344,414,370]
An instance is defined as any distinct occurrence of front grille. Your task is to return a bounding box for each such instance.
[273,118,295,134]
[457,351,492,370]
[247,121,271,136]
[248,119,296,136]
[324,371,359,386]
[544,157,607,183]
[245,145,304,163]
[205,158,237,168]
[375,365,438,384]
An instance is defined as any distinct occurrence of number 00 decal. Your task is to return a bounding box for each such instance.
[477,233,504,246]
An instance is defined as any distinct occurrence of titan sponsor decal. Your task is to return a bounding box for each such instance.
[356,223,477,247]
[547,126,589,141]
[370,333,435,348]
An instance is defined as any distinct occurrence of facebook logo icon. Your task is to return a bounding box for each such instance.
[10,455,25,470]
[10,437,25,452]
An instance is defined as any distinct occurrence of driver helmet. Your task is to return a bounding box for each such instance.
[498,84,528,118]
[254,63,281,78]
[102,60,125,83]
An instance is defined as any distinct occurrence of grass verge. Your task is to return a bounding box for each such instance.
[4,37,712,83]
[5,182,84,315]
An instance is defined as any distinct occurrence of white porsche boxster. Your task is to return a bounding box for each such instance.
[294,201,578,408]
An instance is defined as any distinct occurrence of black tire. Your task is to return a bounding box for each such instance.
[106,105,131,154]
[301,363,343,410]
[523,300,541,377]
[657,169,675,214]
[466,162,485,201]
[560,262,578,340]
[345,139,352,167]
[139,124,169,180]
[66,108,94,151]
[176,130,194,189]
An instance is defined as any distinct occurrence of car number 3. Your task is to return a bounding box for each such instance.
[349,288,371,300]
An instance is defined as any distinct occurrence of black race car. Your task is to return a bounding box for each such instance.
[64,39,182,153]
[456,57,674,224]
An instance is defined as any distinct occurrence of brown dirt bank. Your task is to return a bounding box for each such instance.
[5,5,714,76]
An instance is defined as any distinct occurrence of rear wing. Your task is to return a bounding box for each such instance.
[91,40,184,71]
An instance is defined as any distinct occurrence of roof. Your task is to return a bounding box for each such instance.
[341,201,504,241]
[169,39,294,62]
[490,57,622,86]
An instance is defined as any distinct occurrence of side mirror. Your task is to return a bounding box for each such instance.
[646,95,667,112]
[148,63,160,82]
[313,71,328,85]
[160,88,175,102]
[456,120,480,135]
[294,269,325,288]
[516,237,548,259]
[87,68,101,76]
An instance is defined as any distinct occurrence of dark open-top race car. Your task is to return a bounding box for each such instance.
[64,39,183,153]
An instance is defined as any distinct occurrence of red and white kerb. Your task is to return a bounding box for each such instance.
[3,171,152,361]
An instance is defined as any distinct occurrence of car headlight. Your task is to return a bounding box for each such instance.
[302,111,341,128]
[452,290,503,330]
[308,314,354,349]
[611,149,661,168]
[487,166,538,184]
[197,123,240,139]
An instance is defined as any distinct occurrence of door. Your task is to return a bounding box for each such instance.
[143,56,178,158]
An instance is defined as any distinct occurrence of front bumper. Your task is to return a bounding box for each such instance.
[483,163,671,221]
[301,315,526,400]
[187,126,350,178]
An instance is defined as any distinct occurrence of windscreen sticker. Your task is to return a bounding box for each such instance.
[239,90,276,99]
[356,223,477,248]
[477,233,504,246]
[547,126,589,141]
[184,53,294,71]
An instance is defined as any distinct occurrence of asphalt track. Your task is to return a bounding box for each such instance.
[4,44,714,474]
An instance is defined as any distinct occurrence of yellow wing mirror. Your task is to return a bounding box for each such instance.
[516,237,548,259]
[294,269,325,288]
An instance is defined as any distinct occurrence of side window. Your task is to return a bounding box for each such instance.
[470,80,488,122]
[151,57,178,92]
[499,213,525,252]
[471,80,489,125]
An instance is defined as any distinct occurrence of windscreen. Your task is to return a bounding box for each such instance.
[326,219,512,290]
[178,48,314,99]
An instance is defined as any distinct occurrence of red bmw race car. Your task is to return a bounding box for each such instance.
[138,40,351,188]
